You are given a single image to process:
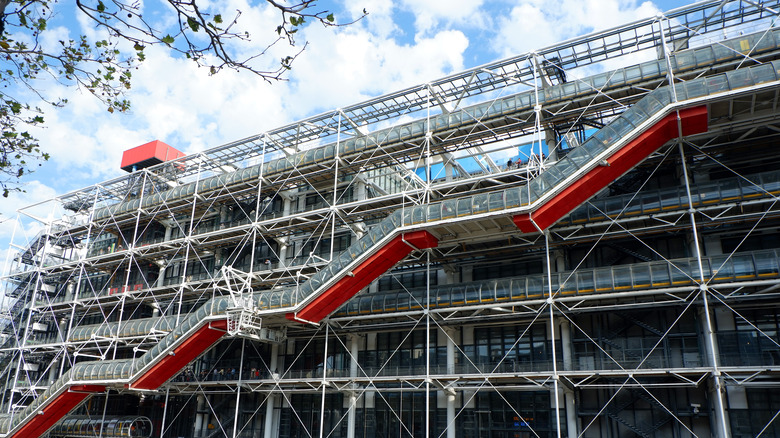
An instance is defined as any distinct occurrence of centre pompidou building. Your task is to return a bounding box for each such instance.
[3,1,780,437]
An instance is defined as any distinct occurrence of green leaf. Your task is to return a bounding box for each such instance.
[133,43,144,51]
[214,14,223,24]
[97,1,106,12]
[187,17,200,32]
[162,35,175,44]
[326,13,335,23]
[0,41,9,50]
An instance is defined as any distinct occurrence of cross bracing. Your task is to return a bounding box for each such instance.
[6,2,780,437]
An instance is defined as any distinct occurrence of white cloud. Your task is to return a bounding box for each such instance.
[398,0,487,37]
[0,180,59,250]
[287,25,469,117]
[494,0,660,57]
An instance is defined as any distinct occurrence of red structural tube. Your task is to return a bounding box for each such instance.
[130,319,228,390]
[288,230,438,323]
[514,106,708,233]
[9,385,106,438]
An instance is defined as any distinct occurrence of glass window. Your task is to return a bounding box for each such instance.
[427,203,441,222]
[727,68,755,90]
[488,192,504,211]
[685,78,708,98]
[472,194,489,214]
[456,198,472,217]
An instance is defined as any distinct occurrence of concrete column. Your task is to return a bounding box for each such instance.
[703,234,723,257]
[282,193,293,216]
[163,224,172,242]
[446,391,456,438]
[346,391,358,438]
[444,327,456,374]
[545,129,558,161]
[194,394,206,436]
[461,266,473,283]
[349,334,360,378]
[58,318,68,343]
[699,305,731,438]
[277,240,288,268]
[355,179,367,201]
[155,265,166,288]
[559,318,573,371]
[214,248,223,271]
[219,205,229,228]
[65,282,74,301]
[264,343,280,438]
[47,358,60,385]
[553,250,566,273]
[563,387,578,438]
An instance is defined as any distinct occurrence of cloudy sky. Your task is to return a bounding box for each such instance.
[1,0,691,250]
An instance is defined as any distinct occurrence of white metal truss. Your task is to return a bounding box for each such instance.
[5,2,780,438]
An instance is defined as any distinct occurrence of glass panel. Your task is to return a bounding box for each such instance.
[541,167,563,191]
[685,78,708,98]
[595,268,613,291]
[727,68,755,90]
[675,50,695,70]
[554,156,577,178]
[711,255,734,280]
[472,194,489,214]
[610,117,636,139]
[567,142,596,167]
[650,263,670,287]
[624,65,641,82]
[441,200,456,219]
[631,265,651,288]
[612,266,631,290]
[495,280,510,301]
[751,63,777,84]
[412,205,426,224]
[732,254,755,278]
[488,192,505,211]
[694,46,715,67]
[504,188,522,208]
[427,203,441,222]
[576,271,594,293]
[754,250,779,277]
[607,69,625,86]
[591,125,618,152]
[457,198,472,217]
[673,82,688,101]
[525,277,543,298]
[591,72,608,89]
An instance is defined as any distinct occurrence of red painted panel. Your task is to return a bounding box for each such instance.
[514,106,708,233]
[288,231,438,323]
[403,230,439,249]
[131,320,227,390]
[9,385,105,438]
[120,140,185,172]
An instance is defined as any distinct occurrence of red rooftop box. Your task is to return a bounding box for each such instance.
[121,140,185,172]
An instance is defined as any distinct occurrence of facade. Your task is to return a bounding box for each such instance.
[3,1,780,437]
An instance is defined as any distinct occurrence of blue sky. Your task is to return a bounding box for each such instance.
[0,0,697,250]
